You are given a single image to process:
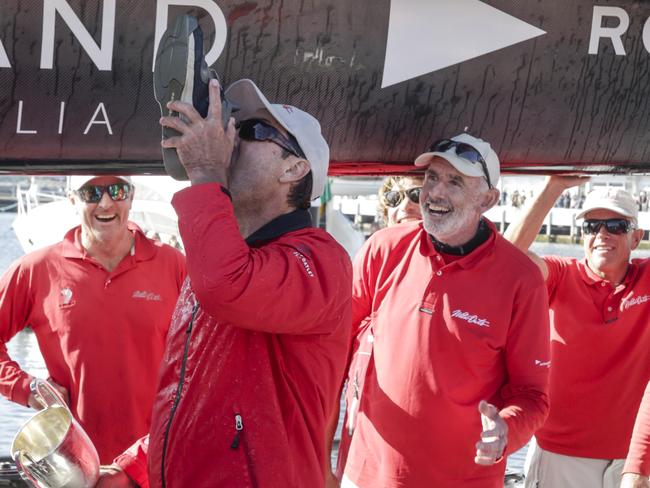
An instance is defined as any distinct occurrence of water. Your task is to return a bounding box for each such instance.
[0,213,47,456]
[1,213,649,469]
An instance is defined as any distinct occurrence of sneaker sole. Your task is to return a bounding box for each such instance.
[154,15,199,180]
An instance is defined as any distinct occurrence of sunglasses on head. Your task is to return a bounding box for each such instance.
[582,218,636,235]
[383,187,422,207]
[428,139,492,189]
[75,183,131,203]
[236,119,306,159]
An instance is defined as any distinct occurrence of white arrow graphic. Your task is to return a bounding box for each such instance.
[382,0,546,88]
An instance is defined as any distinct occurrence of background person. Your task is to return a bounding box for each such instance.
[377,175,424,227]
[505,177,650,488]
[0,175,186,463]
[621,381,650,488]
[327,175,424,486]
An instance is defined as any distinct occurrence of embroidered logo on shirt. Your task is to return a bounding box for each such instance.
[292,251,314,278]
[132,290,162,301]
[534,359,551,368]
[622,294,650,310]
[60,287,73,305]
[451,309,491,328]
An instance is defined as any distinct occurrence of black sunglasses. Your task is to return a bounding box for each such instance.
[75,183,131,203]
[582,218,636,235]
[236,119,306,159]
[428,139,492,189]
[383,187,422,207]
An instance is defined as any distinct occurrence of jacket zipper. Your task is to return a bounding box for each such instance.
[230,413,244,449]
[161,302,199,488]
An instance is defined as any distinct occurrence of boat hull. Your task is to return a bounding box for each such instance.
[1,1,649,175]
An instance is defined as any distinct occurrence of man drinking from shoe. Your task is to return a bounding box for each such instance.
[505,179,650,488]
[341,134,550,488]
[96,78,352,488]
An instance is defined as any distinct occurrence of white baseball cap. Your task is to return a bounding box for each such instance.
[414,133,500,187]
[576,187,638,222]
[69,175,132,191]
[225,79,329,200]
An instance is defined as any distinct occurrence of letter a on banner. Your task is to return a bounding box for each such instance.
[41,0,116,70]
[83,103,113,135]
[153,0,228,71]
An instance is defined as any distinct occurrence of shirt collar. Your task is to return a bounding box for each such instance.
[577,258,638,288]
[420,219,497,268]
[61,221,155,261]
[245,209,312,246]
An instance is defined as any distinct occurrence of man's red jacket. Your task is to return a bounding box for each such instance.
[116,184,352,488]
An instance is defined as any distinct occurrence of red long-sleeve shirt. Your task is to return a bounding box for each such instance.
[625,382,650,476]
[344,221,550,488]
[116,184,352,487]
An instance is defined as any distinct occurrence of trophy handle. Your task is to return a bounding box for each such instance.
[12,450,46,488]
[32,378,67,410]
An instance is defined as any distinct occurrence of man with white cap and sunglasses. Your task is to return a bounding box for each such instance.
[98,79,351,488]
[341,134,550,488]
[505,177,650,487]
[0,174,186,464]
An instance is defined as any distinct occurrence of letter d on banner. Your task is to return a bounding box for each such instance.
[153,0,228,71]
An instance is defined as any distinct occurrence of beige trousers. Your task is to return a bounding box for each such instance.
[525,439,625,488]
[341,474,360,488]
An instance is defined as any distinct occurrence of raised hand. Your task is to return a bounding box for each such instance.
[160,79,236,186]
[474,400,508,466]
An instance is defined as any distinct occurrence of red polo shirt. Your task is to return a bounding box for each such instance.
[625,381,650,476]
[344,221,550,488]
[536,257,650,459]
[0,224,186,462]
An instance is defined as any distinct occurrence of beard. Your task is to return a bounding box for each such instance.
[421,199,480,245]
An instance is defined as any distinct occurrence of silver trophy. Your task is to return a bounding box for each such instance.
[11,379,99,488]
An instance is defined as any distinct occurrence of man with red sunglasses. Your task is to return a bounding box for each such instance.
[341,133,550,488]
[99,78,352,488]
[505,178,650,488]
[0,174,187,464]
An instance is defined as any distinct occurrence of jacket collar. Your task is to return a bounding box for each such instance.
[245,209,312,246]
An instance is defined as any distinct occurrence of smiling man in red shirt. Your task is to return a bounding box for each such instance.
[0,175,186,463]
[341,134,550,488]
[505,178,650,488]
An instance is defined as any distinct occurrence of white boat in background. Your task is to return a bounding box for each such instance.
[10,174,372,258]
[12,176,189,254]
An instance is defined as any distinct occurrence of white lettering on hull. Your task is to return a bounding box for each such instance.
[14,100,114,136]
